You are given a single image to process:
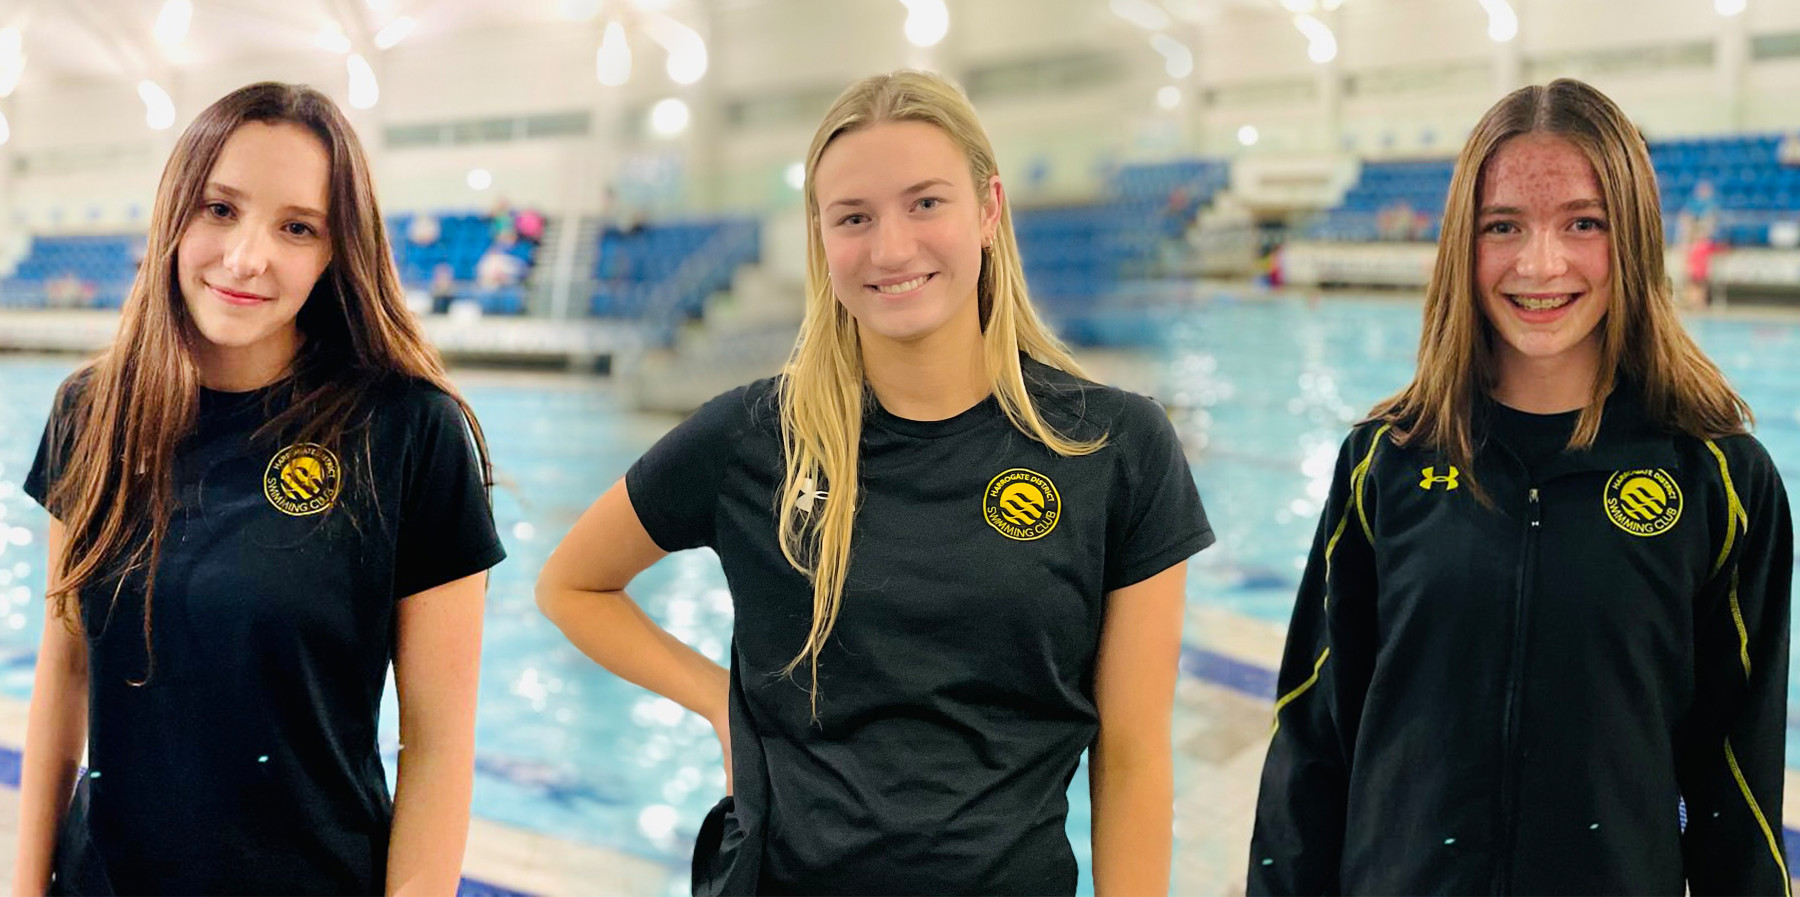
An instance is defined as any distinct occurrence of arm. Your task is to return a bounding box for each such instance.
[384,570,488,897]
[1247,427,1383,896]
[12,519,89,897]
[1679,442,1793,896]
[1090,561,1187,897]
[535,479,732,789]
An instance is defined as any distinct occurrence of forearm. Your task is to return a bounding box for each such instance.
[13,639,88,896]
[385,743,475,897]
[538,586,728,724]
[1090,741,1174,897]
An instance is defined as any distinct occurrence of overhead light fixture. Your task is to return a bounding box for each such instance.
[346,53,379,109]
[153,0,193,47]
[1477,0,1518,42]
[642,16,707,84]
[899,0,949,48]
[559,0,603,20]
[467,168,493,190]
[1150,33,1193,79]
[0,109,10,147]
[316,26,352,54]
[0,27,23,97]
[1238,125,1260,147]
[1294,14,1337,64]
[138,80,176,130]
[1109,0,1171,30]
[596,21,631,86]
[1714,0,1746,14]
[650,97,689,137]
[785,162,805,191]
[374,16,416,50]
[1157,85,1182,110]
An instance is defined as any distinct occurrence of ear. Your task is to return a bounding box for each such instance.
[980,174,1003,243]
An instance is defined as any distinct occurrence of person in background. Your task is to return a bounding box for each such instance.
[1250,77,1791,896]
[12,82,504,896]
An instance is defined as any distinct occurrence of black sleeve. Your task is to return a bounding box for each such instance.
[392,386,507,599]
[24,369,93,517]
[1103,393,1214,592]
[1678,435,1793,896]
[625,384,757,553]
[1247,424,1385,896]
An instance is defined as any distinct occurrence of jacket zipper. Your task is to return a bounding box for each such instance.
[1494,486,1542,893]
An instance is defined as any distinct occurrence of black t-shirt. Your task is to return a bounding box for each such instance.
[627,358,1213,896]
[25,371,505,896]
[1485,397,1581,474]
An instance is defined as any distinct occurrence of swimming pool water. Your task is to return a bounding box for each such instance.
[0,295,1795,892]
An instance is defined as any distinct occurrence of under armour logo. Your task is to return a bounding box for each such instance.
[1419,466,1460,491]
[793,478,829,513]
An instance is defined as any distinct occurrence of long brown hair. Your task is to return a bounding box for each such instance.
[1371,78,1750,492]
[777,71,1102,717]
[46,82,492,681]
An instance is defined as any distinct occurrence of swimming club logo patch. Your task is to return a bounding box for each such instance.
[1603,469,1682,537]
[264,443,342,517]
[983,468,1061,541]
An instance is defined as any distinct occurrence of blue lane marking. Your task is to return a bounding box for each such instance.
[1180,643,1278,699]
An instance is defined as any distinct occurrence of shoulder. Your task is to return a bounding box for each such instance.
[688,375,781,437]
[1022,358,1169,444]
[362,375,471,435]
[50,364,99,419]
[1342,417,1405,464]
[1692,430,1785,497]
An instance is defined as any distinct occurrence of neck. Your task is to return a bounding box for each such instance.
[196,328,301,392]
[860,319,988,422]
[1490,342,1603,414]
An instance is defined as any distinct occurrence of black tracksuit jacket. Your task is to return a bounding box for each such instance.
[1249,387,1793,895]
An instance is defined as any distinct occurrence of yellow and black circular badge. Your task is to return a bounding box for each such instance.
[264,443,342,517]
[1603,468,1682,537]
[983,468,1061,541]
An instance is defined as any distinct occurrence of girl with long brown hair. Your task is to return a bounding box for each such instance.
[537,70,1212,895]
[1249,78,1792,895]
[13,82,504,895]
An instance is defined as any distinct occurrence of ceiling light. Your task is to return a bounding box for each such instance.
[1478,0,1518,42]
[650,98,689,137]
[900,0,949,47]
[138,80,176,130]
[1109,0,1171,30]
[1238,125,1260,147]
[1294,14,1337,63]
[347,53,379,109]
[641,16,707,84]
[1150,33,1193,79]
[374,16,416,50]
[316,26,352,54]
[597,21,631,86]
[153,0,193,47]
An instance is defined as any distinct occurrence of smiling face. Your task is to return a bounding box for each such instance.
[176,120,333,389]
[812,120,1000,354]
[1475,132,1613,396]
